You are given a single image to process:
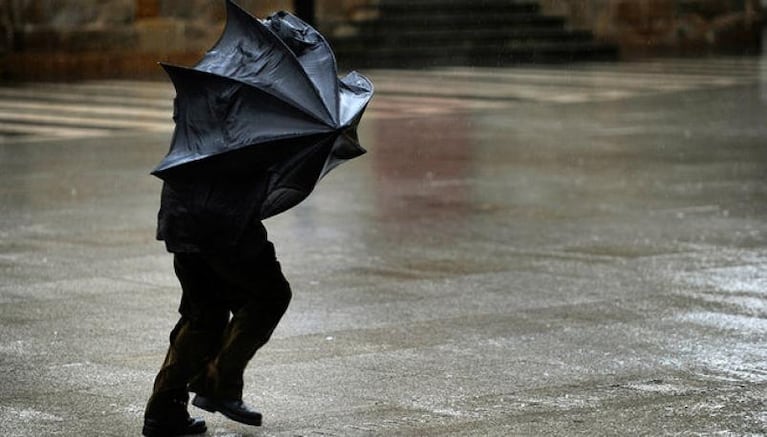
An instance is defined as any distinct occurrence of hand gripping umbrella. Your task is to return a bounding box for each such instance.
[152,0,373,219]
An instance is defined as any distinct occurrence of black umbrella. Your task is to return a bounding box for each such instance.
[152,0,373,219]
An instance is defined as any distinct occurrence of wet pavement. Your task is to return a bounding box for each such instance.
[1,58,766,436]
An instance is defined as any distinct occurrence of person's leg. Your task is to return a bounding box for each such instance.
[144,253,230,435]
[190,242,291,401]
[199,283,291,399]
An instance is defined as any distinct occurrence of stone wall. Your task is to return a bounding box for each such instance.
[539,0,763,56]
[0,0,370,80]
[1,0,297,53]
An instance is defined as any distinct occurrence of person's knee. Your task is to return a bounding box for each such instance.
[236,282,291,338]
[251,279,291,320]
[271,280,292,315]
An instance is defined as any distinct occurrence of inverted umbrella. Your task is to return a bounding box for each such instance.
[152,0,373,219]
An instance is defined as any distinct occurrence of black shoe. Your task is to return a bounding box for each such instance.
[192,394,263,426]
[142,416,207,436]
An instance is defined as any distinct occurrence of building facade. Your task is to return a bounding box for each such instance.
[0,0,762,80]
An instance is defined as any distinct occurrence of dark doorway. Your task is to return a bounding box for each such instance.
[293,0,315,27]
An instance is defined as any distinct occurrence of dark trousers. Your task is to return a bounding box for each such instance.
[146,242,291,416]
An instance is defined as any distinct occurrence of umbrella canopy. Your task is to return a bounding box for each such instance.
[152,0,373,219]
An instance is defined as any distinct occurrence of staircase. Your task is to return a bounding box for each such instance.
[330,0,618,69]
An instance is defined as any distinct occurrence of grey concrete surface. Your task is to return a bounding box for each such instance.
[1,58,766,436]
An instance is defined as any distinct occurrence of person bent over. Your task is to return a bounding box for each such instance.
[143,176,291,436]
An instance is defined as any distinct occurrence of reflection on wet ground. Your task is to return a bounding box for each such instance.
[0,58,766,435]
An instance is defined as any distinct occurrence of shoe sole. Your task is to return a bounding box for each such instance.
[192,396,263,426]
[142,420,207,436]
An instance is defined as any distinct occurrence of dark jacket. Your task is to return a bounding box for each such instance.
[157,171,268,254]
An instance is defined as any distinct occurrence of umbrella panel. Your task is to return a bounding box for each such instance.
[155,133,331,185]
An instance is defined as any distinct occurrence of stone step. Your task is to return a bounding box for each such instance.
[379,0,541,14]
[337,40,619,69]
[366,13,566,29]
[331,0,618,69]
[333,28,596,51]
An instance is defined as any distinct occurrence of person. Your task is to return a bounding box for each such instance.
[142,167,292,437]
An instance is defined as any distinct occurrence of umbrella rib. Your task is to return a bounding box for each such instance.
[224,0,337,126]
[265,11,341,125]
[305,21,340,122]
